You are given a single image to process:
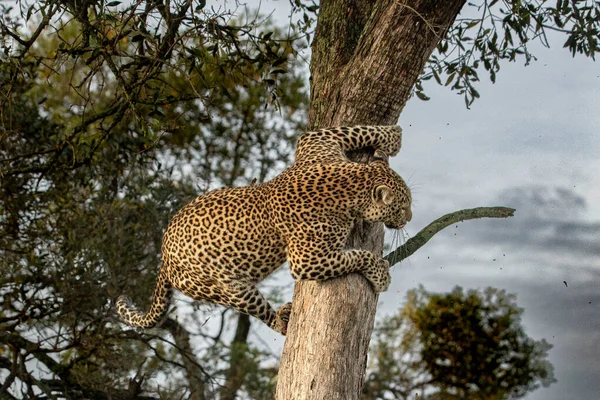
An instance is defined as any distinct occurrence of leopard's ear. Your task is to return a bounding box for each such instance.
[373,185,394,206]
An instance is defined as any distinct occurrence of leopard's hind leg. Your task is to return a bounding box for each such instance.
[219,284,292,335]
[173,274,292,335]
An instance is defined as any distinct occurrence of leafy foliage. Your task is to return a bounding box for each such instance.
[0,0,309,176]
[364,286,556,400]
[0,2,308,398]
[416,0,600,107]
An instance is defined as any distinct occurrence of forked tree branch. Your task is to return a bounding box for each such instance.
[385,206,516,266]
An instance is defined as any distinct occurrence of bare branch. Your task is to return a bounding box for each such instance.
[385,206,516,266]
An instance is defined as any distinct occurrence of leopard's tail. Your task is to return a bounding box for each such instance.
[116,265,173,328]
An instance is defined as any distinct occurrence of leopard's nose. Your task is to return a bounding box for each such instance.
[404,207,412,222]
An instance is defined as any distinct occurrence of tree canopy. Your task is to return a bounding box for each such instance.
[365,286,556,400]
[417,0,600,106]
[1,2,308,397]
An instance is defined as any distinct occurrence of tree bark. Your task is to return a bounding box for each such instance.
[276,1,466,399]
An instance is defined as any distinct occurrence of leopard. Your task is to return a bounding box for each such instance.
[116,125,412,335]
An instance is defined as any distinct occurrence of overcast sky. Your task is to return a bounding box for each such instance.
[385,24,600,399]
[195,2,600,399]
[389,48,600,399]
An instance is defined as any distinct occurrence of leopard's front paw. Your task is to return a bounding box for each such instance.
[384,126,402,156]
[273,302,292,335]
[364,259,391,293]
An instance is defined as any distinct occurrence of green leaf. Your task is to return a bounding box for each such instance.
[26,5,34,21]
[465,20,480,29]
[440,40,449,53]
[415,91,430,101]
[149,109,165,118]
[106,1,121,6]
[432,69,441,84]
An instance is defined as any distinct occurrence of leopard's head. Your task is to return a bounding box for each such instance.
[362,161,412,229]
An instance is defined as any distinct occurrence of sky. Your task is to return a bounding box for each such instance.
[229,1,600,399]
[387,50,600,400]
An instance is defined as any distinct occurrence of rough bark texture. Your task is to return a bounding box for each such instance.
[276,1,466,399]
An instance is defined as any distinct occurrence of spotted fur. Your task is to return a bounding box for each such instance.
[116,126,412,335]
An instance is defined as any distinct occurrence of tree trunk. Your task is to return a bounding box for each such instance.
[276,1,466,399]
[220,313,252,400]
[163,318,207,400]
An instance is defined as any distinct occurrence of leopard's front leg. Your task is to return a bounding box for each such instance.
[288,241,391,293]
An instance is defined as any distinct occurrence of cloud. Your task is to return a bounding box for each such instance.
[499,186,587,219]
[383,184,600,400]
[457,186,600,260]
